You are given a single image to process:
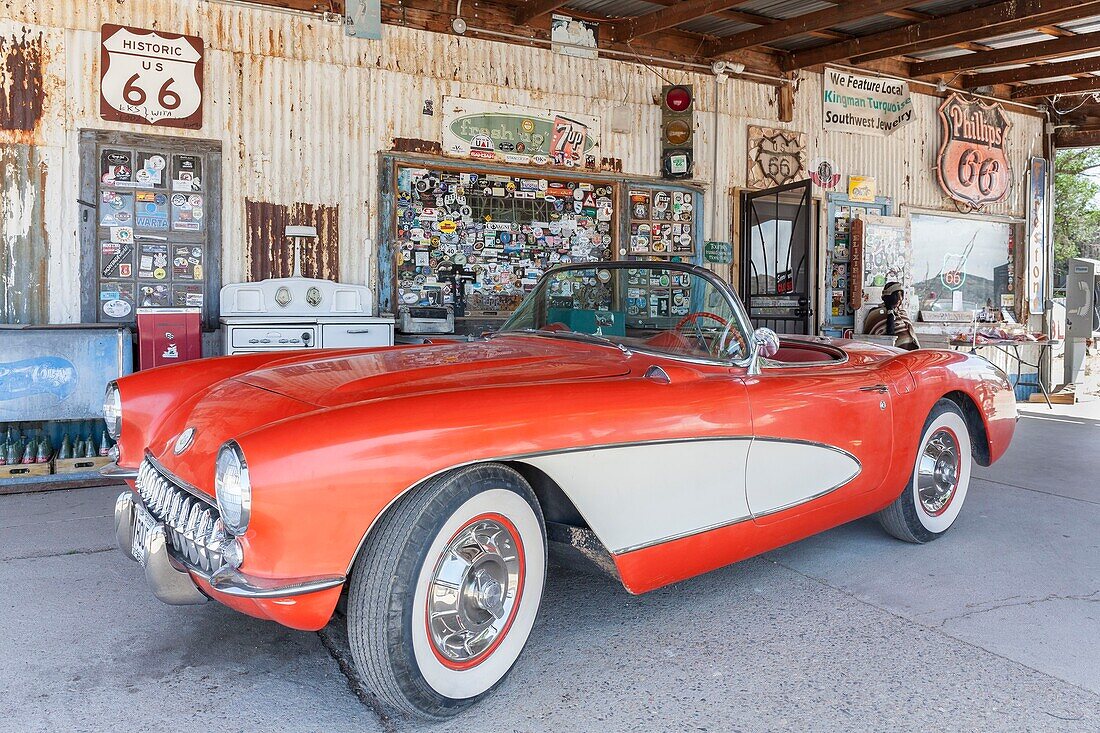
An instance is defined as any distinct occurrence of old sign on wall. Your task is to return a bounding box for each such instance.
[441,97,600,169]
[822,67,913,137]
[747,126,807,189]
[1026,156,1049,315]
[936,93,1011,207]
[100,24,204,129]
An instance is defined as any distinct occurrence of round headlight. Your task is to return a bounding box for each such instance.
[103,382,122,441]
[214,442,251,536]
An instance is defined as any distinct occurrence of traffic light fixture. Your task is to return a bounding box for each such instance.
[660,84,694,180]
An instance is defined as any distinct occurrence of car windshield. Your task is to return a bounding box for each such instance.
[499,263,752,361]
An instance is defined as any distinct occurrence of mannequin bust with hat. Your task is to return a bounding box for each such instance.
[863,281,920,350]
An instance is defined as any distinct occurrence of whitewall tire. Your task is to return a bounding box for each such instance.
[347,464,546,719]
[877,399,973,543]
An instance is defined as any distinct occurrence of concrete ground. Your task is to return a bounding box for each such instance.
[2,406,1098,732]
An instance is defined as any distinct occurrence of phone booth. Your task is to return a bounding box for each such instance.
[137,308,203,369]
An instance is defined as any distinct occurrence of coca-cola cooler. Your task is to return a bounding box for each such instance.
[137,308,203,369]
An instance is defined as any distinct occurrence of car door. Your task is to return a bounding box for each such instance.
[741,358,914,524]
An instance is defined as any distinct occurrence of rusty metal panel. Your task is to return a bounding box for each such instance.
[245,199,339,282]
[0,29,44,134]
[0,144,49,324]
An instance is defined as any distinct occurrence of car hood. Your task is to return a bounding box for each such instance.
[233,336,632,408]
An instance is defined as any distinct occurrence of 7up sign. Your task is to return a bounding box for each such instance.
[100,24,204,129]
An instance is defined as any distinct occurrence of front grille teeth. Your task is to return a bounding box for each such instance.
[135,458,224,575]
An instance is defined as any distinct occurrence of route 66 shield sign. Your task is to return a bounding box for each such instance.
[940,252,967,291]
[936,93,1011,207]
[100,24,204,129]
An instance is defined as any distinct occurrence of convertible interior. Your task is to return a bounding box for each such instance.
[513,264,847,366]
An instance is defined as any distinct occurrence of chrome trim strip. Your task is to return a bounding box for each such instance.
[747,438,862,521]
[144,451,216,506]
[344,435,863,572]
[614,513,755,555]
[101,462,139,479]
[193,566,346,599]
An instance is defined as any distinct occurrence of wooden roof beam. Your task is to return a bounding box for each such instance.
[912,29,1100,77]
[515,0,572,25]
[963,54,1100,88]
[1055,127,1100,147]
[704,0,920,57]
[608,0,854,44]
[785,0,1100,70]
[610,0,756,42]
[1012,75,1100,99]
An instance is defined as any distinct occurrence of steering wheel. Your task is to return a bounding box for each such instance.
[674,311,729,353]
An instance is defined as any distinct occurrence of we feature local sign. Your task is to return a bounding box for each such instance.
[823,68,913,137]
[100,24,204,129]
[441,97,600,169]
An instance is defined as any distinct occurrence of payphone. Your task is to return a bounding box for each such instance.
[1064,257,1100,386]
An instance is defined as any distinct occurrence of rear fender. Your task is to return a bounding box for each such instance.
[889,349,1017,468]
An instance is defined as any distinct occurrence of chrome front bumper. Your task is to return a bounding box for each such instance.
[114,491,208,605]
[114,491,346,604]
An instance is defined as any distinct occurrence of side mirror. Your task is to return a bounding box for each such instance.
[747,327,780,376]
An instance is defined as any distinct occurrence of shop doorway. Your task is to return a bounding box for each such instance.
[740,180,815,335]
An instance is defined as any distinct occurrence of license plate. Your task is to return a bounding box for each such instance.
[132,502,156,567]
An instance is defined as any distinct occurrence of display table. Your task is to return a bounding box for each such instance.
[949,338,1059,409]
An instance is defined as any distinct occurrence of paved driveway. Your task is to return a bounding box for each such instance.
[2,408,1098,732]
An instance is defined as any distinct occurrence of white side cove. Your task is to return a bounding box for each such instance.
[524,440,753,554]
[745,439,862,518]
[523,438,861,554]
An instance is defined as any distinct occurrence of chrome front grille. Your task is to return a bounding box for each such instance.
[136,459,225,575]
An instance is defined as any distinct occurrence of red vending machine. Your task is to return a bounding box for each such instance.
[137,308,203,369]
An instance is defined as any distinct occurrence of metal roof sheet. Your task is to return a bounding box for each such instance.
[727,0,837,21]
[561,0,662,20]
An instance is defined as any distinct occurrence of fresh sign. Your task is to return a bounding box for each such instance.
[442,97,600,169]
[100,24,204,129]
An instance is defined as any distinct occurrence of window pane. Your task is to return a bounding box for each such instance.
[910,214,1013,314]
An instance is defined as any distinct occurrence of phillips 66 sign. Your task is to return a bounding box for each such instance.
[936,93,1011,207]
[100,24,204,129]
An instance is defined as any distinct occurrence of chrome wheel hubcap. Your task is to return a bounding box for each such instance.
[427,516,522,666]
[917,428,961,516]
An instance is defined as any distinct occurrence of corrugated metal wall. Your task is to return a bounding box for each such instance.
[0,0,1043,323]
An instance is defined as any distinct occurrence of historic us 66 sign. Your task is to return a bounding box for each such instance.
[100,24,204,129]
[936,93,1011,207]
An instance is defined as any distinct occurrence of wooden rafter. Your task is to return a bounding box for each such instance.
[912,30,1100,77]
[515,0,572,25]
[610,0,757,42]
[237,0,344,11]
[963,55,1100,88]
[784,0,1100,70]
[631,0,853,43]
[376,0,785,76]
[704,0,920,57]
[1055,127,1100,147]
[1011,76,1100,99]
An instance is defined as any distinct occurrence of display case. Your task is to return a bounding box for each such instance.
[822,193,892,335]
[391,162,616,318]
[0,325,132,491]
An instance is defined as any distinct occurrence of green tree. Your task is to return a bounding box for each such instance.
[1053,148,1100,281]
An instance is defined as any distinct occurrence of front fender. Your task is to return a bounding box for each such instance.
[229,372,745,587]
[114,353,304,468]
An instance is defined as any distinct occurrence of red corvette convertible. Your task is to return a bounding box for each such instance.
[107,261,1016,718]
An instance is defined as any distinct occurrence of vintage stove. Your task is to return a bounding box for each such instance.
[220,230,393,355]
